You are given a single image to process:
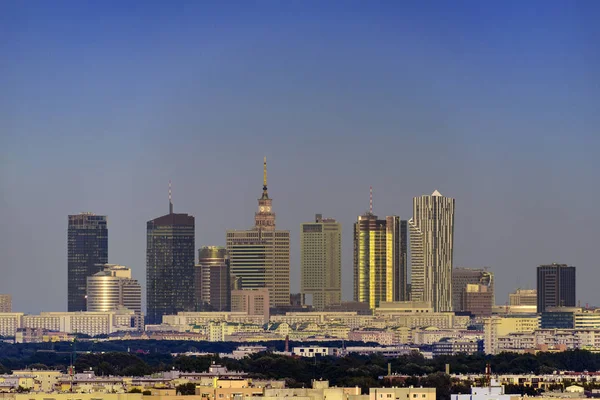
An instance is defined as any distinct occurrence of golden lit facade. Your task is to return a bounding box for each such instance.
[301,214,342,310]
[226,158,290,307]
[409,190,455,312]
[353,213,406,309]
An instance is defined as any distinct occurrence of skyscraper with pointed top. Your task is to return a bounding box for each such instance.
[146,183,195,324]
[353,188,407,309]
[409,190,455,312]
[226,157,291,307]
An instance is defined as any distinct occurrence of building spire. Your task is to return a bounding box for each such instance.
[369,186,373,214]
[169,180,173,214]
[263,156,268,190]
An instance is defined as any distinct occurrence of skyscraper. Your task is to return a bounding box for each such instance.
[195,246,231,311]
[146,187,195,324]
[301,214,342,310]
[452,268,494,312]
[353,191,407,309]
[0,294,11,313]
[226,158,290,307]
[68,213,108,312]
[537,263,576,312]
[409,190,455,312]
[86,264,143,329]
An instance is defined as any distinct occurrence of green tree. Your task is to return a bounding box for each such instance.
[176,383,197,395]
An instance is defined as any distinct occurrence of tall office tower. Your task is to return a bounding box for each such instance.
[353,191,407,309]
[537,263,576,313]
[0,294,11,312]
[195,246,231,311]
[231,288,270,324]
[452,268,494,312]
[409,190,455,312]
[86,264,143,329]
[509,289,537,306]
[300,214,342,310]
[226,158,290,307]
[464,284,494,317]
[68,213,108,312]
[146,187,195,324]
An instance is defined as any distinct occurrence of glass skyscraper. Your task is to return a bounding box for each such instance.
[537,263,576,312]
[68,213,108,312]
[146,196,195,324]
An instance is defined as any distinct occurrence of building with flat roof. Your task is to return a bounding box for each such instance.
[195,246,231,312]
[509,289,537,306]
[537,264,576,313]
[301,214,342,310]
[231,288,270,323]
[68,213,108,312]
[0,294,11,313]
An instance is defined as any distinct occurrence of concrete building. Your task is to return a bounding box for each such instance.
[537,264,576,312]
[509,289,537,306]
[432,338,483,356]
[68,213,108,312]
[86,264,142,329]
[146,189,195,324]
[226,158,290,307]
[0,295,11,313]
[452,268,494,312]
[301,214,342,310]
[452,379,518,400]
[353,193,407,309]
[292,346,341,357]
[464,284,494,317]
[231,288,270,323]
[195,246,231,312]
[483,315,540,354]
[263,380,363,400]
[410,190,455,312]
[370,387,436,400]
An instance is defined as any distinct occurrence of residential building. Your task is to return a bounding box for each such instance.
[537,264,576,312]
[451,379,516,400]
[195,246,231,312]
[146,189,195,324]
[301,214,342,310]
[0,294,11,313]
[86,264,143,329]
[452,268,494,312]
[483,315,540,354]
[509,289,537,306]
[226,158,290,307]
[410,190,455,312]
[353,194,407,309]
[68,213,108,311]
[231,288,270,323]
[292,346,341,357]
[263,379,362,400]
[370,387,436,400]
[432,338,483,356]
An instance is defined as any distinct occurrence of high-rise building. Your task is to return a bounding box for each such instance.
[464,284,494,317]
[195,246,231,312]
[231,288,270,323]
[226,158,290,307]
[537,263,576,313]
[300,214,342,310]
[68,213,108,312]
[86,264,143,329]
[452,268,494,312]
[146,188,195,324]
[353,192,407,309]
[409,190,455,312]
[0,294,11,313]
[509,289,537,306]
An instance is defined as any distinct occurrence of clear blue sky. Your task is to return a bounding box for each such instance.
[1,1,599,312]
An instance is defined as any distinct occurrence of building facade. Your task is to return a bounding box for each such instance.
[509,289,537,306]
[300,214,342,310]
[86,264,143,329]
[68,213,108,312]
[353,205,407,309]
[146,195,195,324]
[0,294,11,313]
[195,246,231,312]
[231,288,270,323]
[452,268,494,312]
[537,263,576,313]
[226,158,290,307]
[409,190,455,312]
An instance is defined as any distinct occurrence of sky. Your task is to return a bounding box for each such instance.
[1,1,599,313]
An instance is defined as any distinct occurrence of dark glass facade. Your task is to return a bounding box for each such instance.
[146,212,195,324]
[537,263,576,313]
[68,213,108,312]
[541,311,575,329]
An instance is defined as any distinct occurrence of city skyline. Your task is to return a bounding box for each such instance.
[1,1,599,313]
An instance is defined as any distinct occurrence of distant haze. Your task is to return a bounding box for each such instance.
[1,1,599,312]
